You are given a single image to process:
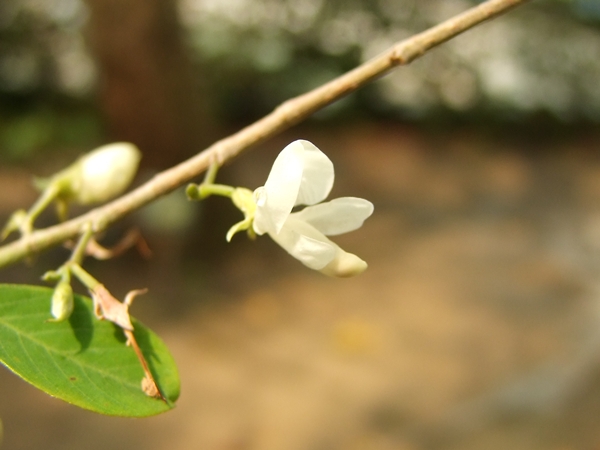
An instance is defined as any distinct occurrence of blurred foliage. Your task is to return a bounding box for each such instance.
[0,106,102,161]
[179,0,600,122]
[0,0,599,162]
[0,0,98,161]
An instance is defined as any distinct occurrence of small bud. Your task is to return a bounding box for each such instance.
[42,270,62,283]
[60,142,141,205]
[49,281,74,322]
[185,183,202,201]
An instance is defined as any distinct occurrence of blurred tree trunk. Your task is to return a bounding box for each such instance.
[85,0,214,169]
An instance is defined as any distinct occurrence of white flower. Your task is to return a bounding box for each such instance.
[252,140,373,277]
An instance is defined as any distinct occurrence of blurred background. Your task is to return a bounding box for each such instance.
[2,0,600,448]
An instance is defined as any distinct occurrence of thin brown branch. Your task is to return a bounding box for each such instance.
[0,0,529,269]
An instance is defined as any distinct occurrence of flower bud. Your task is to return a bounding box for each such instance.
[61,142,141,205]
[41,269,62,283]
[50,281,74,322]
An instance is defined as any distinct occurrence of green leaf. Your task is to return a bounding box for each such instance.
[0,284,180,417]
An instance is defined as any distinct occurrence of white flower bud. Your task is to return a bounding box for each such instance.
[63,142,141,204]
[50,281,74,322]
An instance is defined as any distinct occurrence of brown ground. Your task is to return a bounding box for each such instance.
[2,123,600,449]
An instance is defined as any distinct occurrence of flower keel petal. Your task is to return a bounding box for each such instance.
[319,247,368,277]
[268,217,336,270]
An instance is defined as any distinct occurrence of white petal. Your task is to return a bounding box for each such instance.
[293,140,334,206]
[253,142,304,234]
[292,197,374,236]
[268,216,336,270]
[319,247,368,278]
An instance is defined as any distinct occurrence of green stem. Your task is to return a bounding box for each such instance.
[190,161,234,200]
[203,162,219,185]
[199,183,235,199]
[61,266,71,284]
[25,183,61,232]
[68,223,94,265]
[70,263,100,290]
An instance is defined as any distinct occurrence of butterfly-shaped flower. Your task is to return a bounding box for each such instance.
[249,140,373,277]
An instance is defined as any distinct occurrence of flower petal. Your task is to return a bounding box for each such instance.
[293,140,334,206]
[319,247,368,278]
[253,142,304,234]
[268,216,337,270]
[292,197,374,236]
